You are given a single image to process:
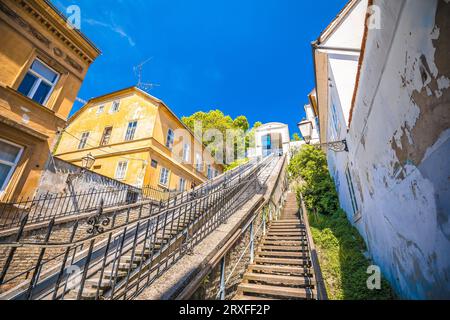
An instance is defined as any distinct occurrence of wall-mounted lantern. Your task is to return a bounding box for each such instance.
[66,153,96,184]
[297,120,348,153]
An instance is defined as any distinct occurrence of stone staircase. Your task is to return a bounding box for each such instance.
[63,159,279,300]
[235,192,317,300]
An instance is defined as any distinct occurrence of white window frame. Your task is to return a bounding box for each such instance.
[207,165,213,180]
[195,152,203,172]
[182,143,190,163]
[179,177,186,192]
[110,100,120,113]
[159,167,171,187]
[125,121,138,141]
[97,105,105,114]
[0,138,24,194]
[115,161,128,180]
[18,58,60,106]
[78,132,90,150]
[166,128,175,150]
[100,126,113,146]
[345,166,359,216]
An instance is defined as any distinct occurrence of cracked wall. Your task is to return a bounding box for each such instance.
[341,0,449,299]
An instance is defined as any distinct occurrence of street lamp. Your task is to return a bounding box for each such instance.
[297,120,348,152]
[66,153,96,184]
[81,153,96,170]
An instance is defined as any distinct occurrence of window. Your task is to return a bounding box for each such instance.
[179,178,186,192]
[78,132,90,150]
[115,161,128,180]
[100,127,113,146]
[182,143,190,163]
[345,167,359,215]
[97,105,105,114]
[331,103,341,139]
[111,100,120,113]
[214,169,219,178]
[17,59,59,105]
[0,139,23,193]
[207,165,213,180]
[166,128,175,150]
[159,167,170,186]
[195,153,203,172]
[125,121,138,141]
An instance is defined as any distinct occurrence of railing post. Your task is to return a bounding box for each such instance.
[219,256,226,300]
[250,221,254,264]
[262,210,266,236]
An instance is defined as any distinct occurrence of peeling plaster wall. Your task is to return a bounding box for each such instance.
[339,0,450,299]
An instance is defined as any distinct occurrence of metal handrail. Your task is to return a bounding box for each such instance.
[0,155,275,300]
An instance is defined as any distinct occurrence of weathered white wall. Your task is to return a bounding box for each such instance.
[304,104,320,143]
[339,0,450,299]
[322,0,368,49]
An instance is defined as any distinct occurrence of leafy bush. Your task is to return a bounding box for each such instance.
[288,145,338,215]
[290,145,394,300]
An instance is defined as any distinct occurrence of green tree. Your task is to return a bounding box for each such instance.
[233,116,250,132]
[292,133,302,141]
[182,110,260,164]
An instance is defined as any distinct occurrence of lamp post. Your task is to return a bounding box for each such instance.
[66,153,96,184]
[297,119,348,152]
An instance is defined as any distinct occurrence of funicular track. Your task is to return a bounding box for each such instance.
[0,156,278,300]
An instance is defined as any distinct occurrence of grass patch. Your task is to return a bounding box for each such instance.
[306,208,394,300]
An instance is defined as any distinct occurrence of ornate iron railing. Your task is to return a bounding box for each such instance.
[0,155,275,300]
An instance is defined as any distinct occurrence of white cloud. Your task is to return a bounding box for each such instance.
[84,18,136,47]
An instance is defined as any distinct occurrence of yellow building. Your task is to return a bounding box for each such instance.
[55,87,224,192]
[0,0,100,201]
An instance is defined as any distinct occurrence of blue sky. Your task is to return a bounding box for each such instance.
[53,0,347,136]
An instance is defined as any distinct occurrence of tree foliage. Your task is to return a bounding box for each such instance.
[288,145,338,215]
[182,110,261,164]
[291,133,302,141]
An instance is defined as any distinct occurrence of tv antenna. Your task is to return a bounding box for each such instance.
[133,58,159,92]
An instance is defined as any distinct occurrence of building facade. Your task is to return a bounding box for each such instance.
[0,0,100,202]
[310,0,450,298]
[55,87,223,192]
[252,123,291,158]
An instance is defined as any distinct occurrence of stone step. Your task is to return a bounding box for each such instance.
[267,228,305,232]
[254,257,311,266]
[117,262,138,271]
[266,231,306,236]
[102,268,128,280]
[233,294,276,301]
[248,264,313,276]
[259,245,308,252]
[270,219,301,224]
[244,273,314,287]
[261,240,306,246]
[85,278,112,290]
[237,283,314,299]
[256,251,310,258]
[263,236,308,242]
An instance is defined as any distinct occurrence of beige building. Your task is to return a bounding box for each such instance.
[55,87,224,191]
[0,0,100,201]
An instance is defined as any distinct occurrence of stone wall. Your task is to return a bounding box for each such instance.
[38,156,134,196]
